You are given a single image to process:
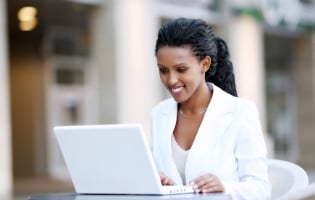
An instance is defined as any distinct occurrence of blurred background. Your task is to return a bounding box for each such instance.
[0,0,315,199]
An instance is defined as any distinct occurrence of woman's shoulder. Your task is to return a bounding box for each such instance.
[230,96,259,121]
[214,85,258,116]
[212,83,257,112]
[233,96,256,109]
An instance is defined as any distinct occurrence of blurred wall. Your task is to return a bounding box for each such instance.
[294,34,315,168]
[10,36,46,177]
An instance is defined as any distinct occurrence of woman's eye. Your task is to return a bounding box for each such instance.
[177,68,187,73]
[159,68,168,74]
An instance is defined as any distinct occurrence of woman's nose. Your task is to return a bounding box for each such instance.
[167,72,178,85]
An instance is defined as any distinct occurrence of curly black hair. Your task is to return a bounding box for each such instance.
[155,18,237,97]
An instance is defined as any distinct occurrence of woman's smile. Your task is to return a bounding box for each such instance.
[170,85,185,96]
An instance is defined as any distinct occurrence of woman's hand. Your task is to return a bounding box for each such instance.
[159,172,175,185]
[189,173,224,193]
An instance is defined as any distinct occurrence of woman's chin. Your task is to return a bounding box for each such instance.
[172,96,187,103]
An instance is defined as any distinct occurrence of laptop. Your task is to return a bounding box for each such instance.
[53,123,194,195]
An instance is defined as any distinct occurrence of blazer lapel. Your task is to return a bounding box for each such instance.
[185,84,235,182]
[159,99,184,185]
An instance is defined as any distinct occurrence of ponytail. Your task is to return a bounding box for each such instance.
[205,37,237,97]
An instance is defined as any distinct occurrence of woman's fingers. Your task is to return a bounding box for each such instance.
[190,174,224,193]
[159,172,175,185]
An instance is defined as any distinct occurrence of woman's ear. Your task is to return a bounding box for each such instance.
[201,56,211,72]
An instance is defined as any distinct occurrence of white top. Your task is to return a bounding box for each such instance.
[150,83,271,200]
[171,135,189,184]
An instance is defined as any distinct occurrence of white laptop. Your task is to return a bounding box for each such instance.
[53,123,194,195]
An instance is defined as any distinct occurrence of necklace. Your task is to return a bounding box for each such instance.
[179,108,207,118]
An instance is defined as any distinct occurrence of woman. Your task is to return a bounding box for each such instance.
[150,18,271,199]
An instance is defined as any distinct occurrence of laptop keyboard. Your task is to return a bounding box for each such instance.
[162,185,194,194]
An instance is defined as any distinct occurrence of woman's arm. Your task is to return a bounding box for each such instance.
[223,101,271,199]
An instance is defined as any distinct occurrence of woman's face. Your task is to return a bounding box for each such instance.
[156,46,210,103]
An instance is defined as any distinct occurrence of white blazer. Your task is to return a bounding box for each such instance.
[150,83,271,199]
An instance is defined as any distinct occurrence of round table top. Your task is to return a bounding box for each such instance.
[28,192,232,200]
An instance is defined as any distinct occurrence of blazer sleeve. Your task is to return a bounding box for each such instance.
[222,101,271,200]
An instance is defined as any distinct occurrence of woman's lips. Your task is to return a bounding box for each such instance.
[170,86,184,96]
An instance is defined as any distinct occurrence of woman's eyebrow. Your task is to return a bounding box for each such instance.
[174,63,186,67]
[157,62,187,68]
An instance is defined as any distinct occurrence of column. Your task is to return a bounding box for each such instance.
[230,15,266,122]
[90,0,161,138]
[229,14,273,155]
[0,0,13,199]
[113,0,161,136]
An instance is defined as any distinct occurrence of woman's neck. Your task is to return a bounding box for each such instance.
[179,82,212,115]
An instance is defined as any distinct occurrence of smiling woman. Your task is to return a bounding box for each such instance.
[150,18,271,200]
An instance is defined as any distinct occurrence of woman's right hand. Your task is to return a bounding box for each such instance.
[159,172,175,185]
